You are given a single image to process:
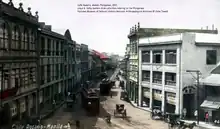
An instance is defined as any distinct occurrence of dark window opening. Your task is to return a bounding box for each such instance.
[142,51,150,63]
[152,71,162,84]
[47,39,51,56]
[40,37,45,55]
[165,72,176,86]
[47,64,50,82]
[142,70,150,82]
[153,51,162,63]
[165,50,176,64]
[40,65,45,85]
[206,50,217,65]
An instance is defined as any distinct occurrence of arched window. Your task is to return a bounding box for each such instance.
[0,23,9,50]
[30,30,35,51]
[11,26,19,49]
[21,29,28,50]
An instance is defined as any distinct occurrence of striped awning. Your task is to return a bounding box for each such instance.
[200,97,220,110]
[200,100,220,110]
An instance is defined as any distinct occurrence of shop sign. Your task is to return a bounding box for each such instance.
[154,93,162,101]
[166,93,176,105]
[144,91,150,98]
[167,96,176,105]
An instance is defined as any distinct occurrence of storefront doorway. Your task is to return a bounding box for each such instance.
[183,86,196,119]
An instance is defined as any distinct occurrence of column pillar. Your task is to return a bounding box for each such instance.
[149,50,153,110]
[27,96,31,117]
[176,47,181,114]
[35,93,38,115]
[50,86,52,104]
[138,49,142,106]
[162,50,166,113]
[162,71,165,113]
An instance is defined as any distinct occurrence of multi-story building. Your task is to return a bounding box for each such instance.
[80,44,89,84]
[138,31,220,119]
[75,43,81,88]
[64,30,76,93]
[0,1,39,126]
[39,23,66,113]
[127,24,139,106]
[89,50,105,80]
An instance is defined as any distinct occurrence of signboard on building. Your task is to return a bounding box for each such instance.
[154,93,162,101]
[166,92,176,105]
[143,91,150,98]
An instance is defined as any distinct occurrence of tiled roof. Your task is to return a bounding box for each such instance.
[92,50,109,59]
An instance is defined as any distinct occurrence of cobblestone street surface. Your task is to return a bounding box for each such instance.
[43,69,200,129]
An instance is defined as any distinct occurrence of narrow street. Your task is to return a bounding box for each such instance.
[42,69,201,129]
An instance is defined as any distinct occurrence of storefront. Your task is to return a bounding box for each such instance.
[142,87,150,107]
[19,98,26,119]
[165,92,176,113]
[128,81,138,104]
[200,97,220,122]
[152,89,162,107]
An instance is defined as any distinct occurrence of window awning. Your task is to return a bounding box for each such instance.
[200,99,220,110]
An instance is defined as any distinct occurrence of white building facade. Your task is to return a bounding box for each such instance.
[138,33,220,117]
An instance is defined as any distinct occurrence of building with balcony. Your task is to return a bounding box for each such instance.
[39,23,66,114]
[138,31,220,119]
[0,1,39,126]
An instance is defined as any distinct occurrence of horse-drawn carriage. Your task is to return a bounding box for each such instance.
[114,104,127,118]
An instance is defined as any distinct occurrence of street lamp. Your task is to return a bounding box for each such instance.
[186,70,200,125]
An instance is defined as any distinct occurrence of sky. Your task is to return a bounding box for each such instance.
[3,0,220,56]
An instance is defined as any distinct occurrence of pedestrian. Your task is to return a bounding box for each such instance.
[183,108,187,119]
[53,99,56,108]
[67,121,71,129]
[194,110,198,122]
[205,112,209,123]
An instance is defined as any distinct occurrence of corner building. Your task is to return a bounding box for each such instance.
[139,32,220,118]
[0,1,39,126]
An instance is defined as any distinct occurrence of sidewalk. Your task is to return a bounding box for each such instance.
[183,120,220,129]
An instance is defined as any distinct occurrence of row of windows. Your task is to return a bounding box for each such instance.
[0,62,37,91]
[142,50,177,64]
[130,41,137,54]
[142,50,217,65]
[40,37,64,56]
[0,23,36,51]
[142,70,176,86]
[40,64,63,85]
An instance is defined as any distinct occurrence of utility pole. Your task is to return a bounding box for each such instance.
[186,70,200,125]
